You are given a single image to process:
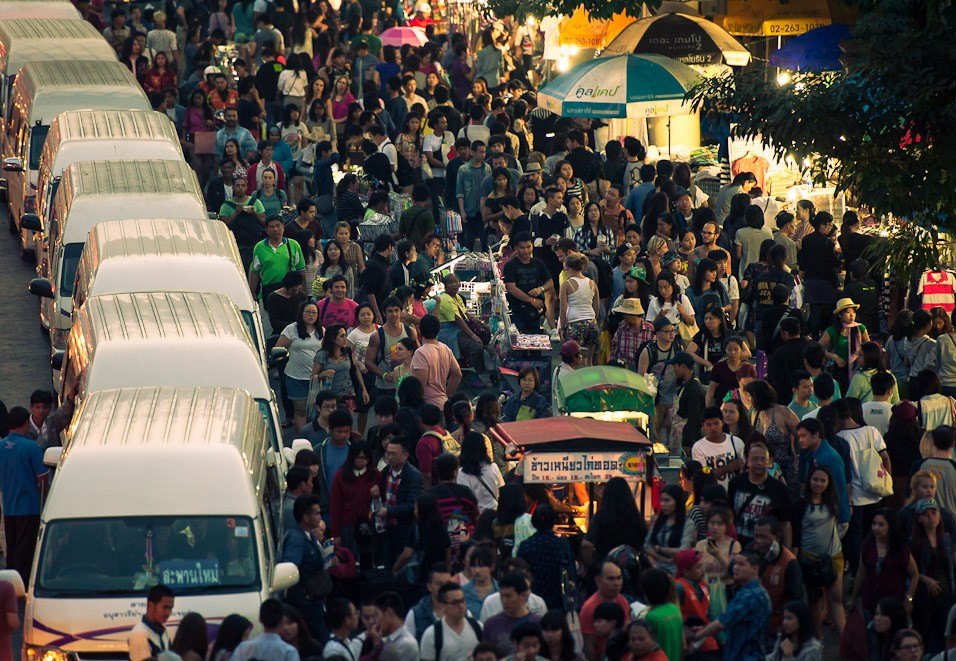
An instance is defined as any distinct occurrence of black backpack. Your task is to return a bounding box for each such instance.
[433,616,482,658]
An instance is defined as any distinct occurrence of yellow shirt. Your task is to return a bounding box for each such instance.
[437,292,467,323]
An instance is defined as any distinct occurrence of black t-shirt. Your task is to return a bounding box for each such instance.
[566,146,597,183]
[359,252,391,307]
[237,97,261,135]
[266,290,307,333]
[754,267,795,309]
[255,61,283,101]
[532,210,570,282]
[503,256,551,315]
[603,158,626,187]
[844,279,880,336]
[727,474,791,546]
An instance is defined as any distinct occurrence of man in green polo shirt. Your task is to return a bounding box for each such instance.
[249,216,306,304]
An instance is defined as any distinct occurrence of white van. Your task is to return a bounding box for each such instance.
[64,218,266,363]
[0,0,80,20]
[23,386,298,660]
[5,78,154,256]
[0,18,115,110]
[27,110,185,258]
[59,291,287,454]
[25,160,206,350]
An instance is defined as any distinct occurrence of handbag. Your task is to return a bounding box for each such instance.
[679,319,699,343]
[315,193,335,214]
[303,568,333,599]
[466,316,491,346]
[798,550,836,587]
[858,440,894,496]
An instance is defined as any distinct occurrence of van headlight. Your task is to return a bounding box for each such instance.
[50,327,70,352]
[24,644,78,661]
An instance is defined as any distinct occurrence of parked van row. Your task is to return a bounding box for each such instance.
[0,5,297,659]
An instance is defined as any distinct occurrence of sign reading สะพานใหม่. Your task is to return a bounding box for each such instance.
[523,451,646,483]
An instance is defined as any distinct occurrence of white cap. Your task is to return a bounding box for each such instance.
[415,1,431,12]
[204,65,218,76]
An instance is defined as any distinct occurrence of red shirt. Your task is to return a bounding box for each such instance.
[579,591,631,658]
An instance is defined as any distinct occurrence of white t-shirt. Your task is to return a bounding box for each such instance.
[719,274,740,302]
[863,401,892,436]
[422,131,453,178]
[280,323,323,380]
[480,591,548,622]
[420,618,482,661]
[646,294,694,325]
[837,424,887,506]
[457,463,505,513]
[691,435,745,487]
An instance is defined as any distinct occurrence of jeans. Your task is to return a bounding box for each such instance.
[846,500,882,575]
[462,214,487,252]
[318,208,339,241]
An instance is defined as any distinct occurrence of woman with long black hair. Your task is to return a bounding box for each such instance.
[457,431,505,515]
[686,258,729,321]
[798,210,841,337]
[766,600,823,661]
[645,484,695,575]
[584,477,648,566]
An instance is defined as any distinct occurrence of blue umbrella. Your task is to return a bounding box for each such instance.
[537,53,700,119]
[769,23,850,72]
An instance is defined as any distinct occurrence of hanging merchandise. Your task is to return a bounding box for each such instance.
[918,268,956,312]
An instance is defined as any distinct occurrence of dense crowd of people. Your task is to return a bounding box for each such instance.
[1,0,955,660]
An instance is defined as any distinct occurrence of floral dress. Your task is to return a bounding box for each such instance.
[396,133,423,171]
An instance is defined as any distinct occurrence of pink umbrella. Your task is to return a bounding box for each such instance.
[380,26,428,47]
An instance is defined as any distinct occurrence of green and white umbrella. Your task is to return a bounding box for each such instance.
[536,53,701,119]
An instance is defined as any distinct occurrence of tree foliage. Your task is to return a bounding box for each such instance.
[689,0,956,230]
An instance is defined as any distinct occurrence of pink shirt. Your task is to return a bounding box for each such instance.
[410,341,461,408]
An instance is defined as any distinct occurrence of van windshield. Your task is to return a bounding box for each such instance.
[241,310,260,351]
[59,243,84,298]
[36,516,260,597]
[29,124,49,170]
[257,399,280,452]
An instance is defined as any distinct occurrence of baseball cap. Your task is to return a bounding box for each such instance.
[560,340,581,360]
[675,549,702,577]
[917,498,940,514]
[667,352,696,368]
[356,39,370,49]
[203,65,219,76]
[653,317,675,332]
[892,400,918,421]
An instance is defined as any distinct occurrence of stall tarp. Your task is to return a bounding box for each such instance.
[719,0,831,36]
[492,417,651,450]
[558,8,634,49]
[555,366,655,415]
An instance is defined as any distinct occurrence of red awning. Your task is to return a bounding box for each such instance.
[490,418,651,450]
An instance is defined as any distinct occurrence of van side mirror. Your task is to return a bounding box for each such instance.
[208,211,219,220]
[2,157,22,172]
[271,562,299,592]
[269,347,289,368]
[20,213,41,231]
[51,350,64,371]
[0,570,25,597]
[29,278,53,298]
[43,447,62,467]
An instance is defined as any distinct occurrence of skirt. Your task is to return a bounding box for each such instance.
[286,376,310,400]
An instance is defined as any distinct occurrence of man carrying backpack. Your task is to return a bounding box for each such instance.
[420,582,483,661]
[416,404,458,488]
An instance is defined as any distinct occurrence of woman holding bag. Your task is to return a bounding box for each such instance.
[436,273,485,371]
[456,431,504,514]
[311,324,369,412]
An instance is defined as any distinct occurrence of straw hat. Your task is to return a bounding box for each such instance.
[612,298,645,316]
[833,297,860,315]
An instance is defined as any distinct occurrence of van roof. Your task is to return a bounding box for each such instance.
[0,0,80,20]
[80,219,254,312]
[49,109,179,144]
[59,159,201,202]
[17,61,149,123]
[48,386,269,519]
[71,292,270,399]
[0,18,115,72]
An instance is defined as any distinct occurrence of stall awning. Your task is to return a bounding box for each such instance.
[491,417,651,451]
[719,0,831,36]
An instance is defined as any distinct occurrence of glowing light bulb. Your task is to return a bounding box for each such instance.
[776,72,791,85]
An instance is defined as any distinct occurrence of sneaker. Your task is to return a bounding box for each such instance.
[548,328,560,341]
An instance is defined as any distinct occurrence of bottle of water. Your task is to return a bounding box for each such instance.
[371,497,386,533]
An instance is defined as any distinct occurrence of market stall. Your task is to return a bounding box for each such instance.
[553,366,655,429]
[490,417,654,528]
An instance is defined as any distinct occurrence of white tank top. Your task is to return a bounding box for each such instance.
[565,276,596,323]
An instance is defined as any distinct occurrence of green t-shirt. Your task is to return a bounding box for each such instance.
[250,237,305,288]
[437,292,466,324]
[823,323,867,363]
[644,603,683,661]
[788,399,817,419]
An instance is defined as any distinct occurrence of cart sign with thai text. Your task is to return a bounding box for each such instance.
[523,450,647,483]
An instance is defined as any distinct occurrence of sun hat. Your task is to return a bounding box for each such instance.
[612,298,645,316]
[833,297,860,315]
[525,162,542,173]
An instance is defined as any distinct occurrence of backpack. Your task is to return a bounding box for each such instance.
[376,324,414,365]
[423,429,460,456]
[433,616,482,659]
